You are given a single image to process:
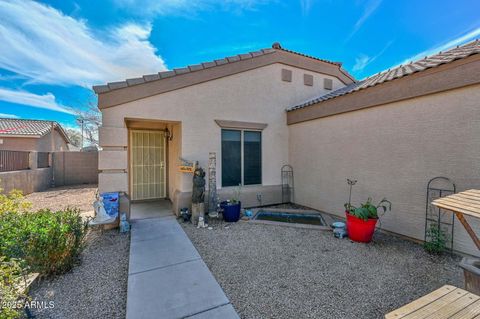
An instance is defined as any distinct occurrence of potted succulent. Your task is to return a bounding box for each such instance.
[221,184,242,222]
[344,198,392,243]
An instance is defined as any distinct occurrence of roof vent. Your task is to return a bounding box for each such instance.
[272,42,282,49]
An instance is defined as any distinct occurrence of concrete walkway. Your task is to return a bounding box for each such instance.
[126,201,239,319]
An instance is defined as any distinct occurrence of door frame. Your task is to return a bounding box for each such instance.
[128,129,167,202]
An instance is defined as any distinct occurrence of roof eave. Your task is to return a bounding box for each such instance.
[95,49,354,109]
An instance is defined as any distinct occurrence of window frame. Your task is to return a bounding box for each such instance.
[221,128,262,187]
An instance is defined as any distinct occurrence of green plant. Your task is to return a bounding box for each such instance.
[229,184,242,204]
[0,208,88,275]
[0,185,32,215]
[345,197,392,221]
[0,257,28,319]
[424,223,447,254]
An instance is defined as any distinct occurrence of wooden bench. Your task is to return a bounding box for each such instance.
[385,285,480,318]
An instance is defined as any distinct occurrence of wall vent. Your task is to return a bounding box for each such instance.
[281,69,292,82]
[324,78,333,90]
[304,74,313,86]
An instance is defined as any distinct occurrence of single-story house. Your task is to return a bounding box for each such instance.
[0,118,70,152]
[94,40,480,256]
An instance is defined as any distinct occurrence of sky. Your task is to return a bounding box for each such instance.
[0,0,479,130]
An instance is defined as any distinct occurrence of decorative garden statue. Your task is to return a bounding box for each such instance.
[191,164,206,225]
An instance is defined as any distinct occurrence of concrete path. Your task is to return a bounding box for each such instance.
[126,202,239,319]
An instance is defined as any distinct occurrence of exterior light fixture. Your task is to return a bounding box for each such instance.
[165,127,173,141]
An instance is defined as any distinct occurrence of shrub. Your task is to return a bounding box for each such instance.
[0,208,87,275]
[424,223,447,254]
[0,186,31,215]
[0,257,28,319]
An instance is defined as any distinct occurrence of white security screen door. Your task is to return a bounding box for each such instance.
[130,130,166,200]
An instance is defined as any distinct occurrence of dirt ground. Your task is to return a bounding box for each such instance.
[25,184,97,218]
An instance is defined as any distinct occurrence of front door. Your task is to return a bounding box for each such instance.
[130,130,166,200]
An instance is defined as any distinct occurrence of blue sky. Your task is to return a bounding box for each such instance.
[0,0,479,130]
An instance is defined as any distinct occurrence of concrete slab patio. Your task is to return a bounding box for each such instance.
[126,201,239,319]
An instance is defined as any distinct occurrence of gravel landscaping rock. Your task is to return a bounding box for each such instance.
[30,229,130,319]
[26,184,97,218]
[182,221,463,319]
[24,185,129,319]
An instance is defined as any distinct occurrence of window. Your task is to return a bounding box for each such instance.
[221,129,262,187]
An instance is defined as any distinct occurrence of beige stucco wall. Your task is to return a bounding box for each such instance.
[288,83,480,256]
[99,63,345,211]
[0,130,68,152]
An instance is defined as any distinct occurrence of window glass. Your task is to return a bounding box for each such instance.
[221,130,241,187]
[243,131,262,185]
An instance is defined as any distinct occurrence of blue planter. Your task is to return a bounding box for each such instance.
[221,201,241,222]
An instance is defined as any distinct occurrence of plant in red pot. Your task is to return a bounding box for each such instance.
[345,198,392,243]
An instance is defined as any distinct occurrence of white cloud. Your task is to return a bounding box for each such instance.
[0,113,19,119]
[345,0,382,42]
[397,27,480,66]
[0,0,167,87]
[352,40,393,72]
[112,0,272,17]
[353,55,370,72]
[0,88,75,114]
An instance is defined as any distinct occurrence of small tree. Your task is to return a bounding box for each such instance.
[65,128,82,148]
[75,97,101,147]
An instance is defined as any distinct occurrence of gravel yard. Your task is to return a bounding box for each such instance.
[26,185,130,319]
[30,230,129,319]
[26,184,98,218]
[182,221,463,319]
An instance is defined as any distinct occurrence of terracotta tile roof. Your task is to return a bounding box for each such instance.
[271,42,343,67]
[93,42,351,94]
[288,39,480,111]
[0,118,70,143]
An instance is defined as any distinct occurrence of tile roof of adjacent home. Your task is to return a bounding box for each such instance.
[93,42,354,94]
[288,39,480,111]
[0,118,70,143]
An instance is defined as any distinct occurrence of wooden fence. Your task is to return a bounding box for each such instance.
[0,150,30,172]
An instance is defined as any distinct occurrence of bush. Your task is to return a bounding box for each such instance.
[0,208,87,275]
[0,187,31,215]
[0,257,28,319]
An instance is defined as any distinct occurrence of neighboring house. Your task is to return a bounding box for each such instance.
[0,118,71,152]
[94,40,480,255]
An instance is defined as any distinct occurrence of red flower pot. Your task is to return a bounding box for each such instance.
[346,212,378,243]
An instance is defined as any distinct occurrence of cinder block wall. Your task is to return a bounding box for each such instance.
[53,151,98,186]
[0,151,98,196]
[0,168,52,194]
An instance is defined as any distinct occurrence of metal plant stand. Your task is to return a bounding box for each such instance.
[425,177,456,251]
[281,165,294,204]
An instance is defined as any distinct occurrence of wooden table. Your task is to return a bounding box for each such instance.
[432,189,480,250]
[385,285,480,318]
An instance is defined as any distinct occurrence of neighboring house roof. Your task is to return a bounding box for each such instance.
[0,118,70,143]
[288,40,480,111]
[94,42,355,109]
